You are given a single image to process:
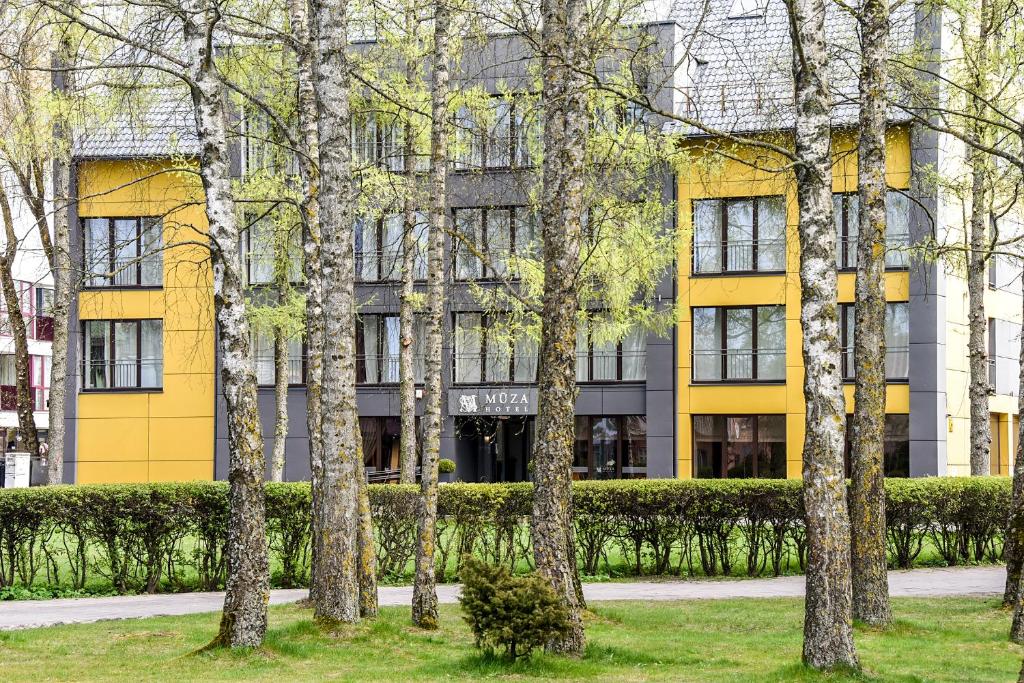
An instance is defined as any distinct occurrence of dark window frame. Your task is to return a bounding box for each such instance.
[690,304,786,384]
[357,313,425,385]
[690,196,787,276]
[354,214,427,284]
[80,318,163,392]
[81,216,162,289]
[573,415,647,480]
[252,332,308,388]
[692,413,787,479]
[242,215,305,287]
[838,303,910,383]
[843,413,910,477]
[451,206,534,282]
[834,191,911,272]
[451,311,537,385]
[452,94,534,173]
[576,318,646,384]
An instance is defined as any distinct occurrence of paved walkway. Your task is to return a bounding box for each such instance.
[0,566,1004,631]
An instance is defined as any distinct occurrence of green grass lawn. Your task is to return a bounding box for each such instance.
[1,598,1020,682]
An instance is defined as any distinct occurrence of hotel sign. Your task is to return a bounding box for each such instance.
[449,388,538,415]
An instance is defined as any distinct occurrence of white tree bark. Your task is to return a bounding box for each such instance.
[785,0,859,669]
[183,3,269,648]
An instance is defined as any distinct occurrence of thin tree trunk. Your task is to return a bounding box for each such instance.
[0,189,40,459]
[286,0,323,602]
[411,0,449,630]
[786,0,859,669]
[529,0,588,656]
[1008,282,1024,641]
[312,0,363,624]
[48,26,75,485]
[850,0,892,628]
[967,0,992,477]
[398,17,419,486]
[271,327,288,482]
[356,451,378,618]
[184,7,269,649]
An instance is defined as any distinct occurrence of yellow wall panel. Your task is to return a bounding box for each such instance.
[77,461,151,484]
[687,385,788,414]
[76,417,150,462]
[149,417,215,462]
[148,373,216,418]
[78,392,152,419]
[148,460,215,482]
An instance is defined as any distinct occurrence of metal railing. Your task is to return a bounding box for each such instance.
[691,348,785,382]
[84,358,163,389]
[358,354,426,385]
[837,235,911,270]
[841,345,910,380]
[692,238,786,274]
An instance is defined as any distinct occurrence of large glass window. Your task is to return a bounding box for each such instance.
[250,331,305,386]
[840,302,909,380]
[355,213,428,282]
[835,191,911,270]
[33,286,54,341]
[844,414,910,477]
[352,112,416,173]
[84,218,162,287]
[573,415,646,479]
[30,355,50,411]
[453,207,536,280]
[692,196,786,274]
[453,97,534,171]
[693,414,786,478]
[576,319,647,382]
[692,305,785,382]
[82,319,163,390]
[242,216,303,285]
[357,314,424,384]
[452,312,537,384]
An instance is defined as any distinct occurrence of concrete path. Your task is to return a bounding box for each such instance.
[0,566,1003,631]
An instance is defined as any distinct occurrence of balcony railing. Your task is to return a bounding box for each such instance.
[837,235,911,270]
[84,358,163,390]
[358,354,425,385]
[692,238,786,274]
[841,345,910,380]
[0,386,48,411]
[691,348,786,382]
[253,356,306,385]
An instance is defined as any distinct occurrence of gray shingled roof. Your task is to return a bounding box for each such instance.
[663,0,918,135]
[73,1,920,158]
[74,90,199,159]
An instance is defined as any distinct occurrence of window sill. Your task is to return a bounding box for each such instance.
[81,285,163,292]
[80,388,164,394]
[688,270,786,278]
[689,380,786,386]
[842,378,909,385]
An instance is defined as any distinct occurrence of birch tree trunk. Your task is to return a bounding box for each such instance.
[786,0,859,669]
[286,0,324,602]
[398,38,419,485]
[1008,283,1024,640]
[411,0,449,630]
[0,190,40,459]
[312,0,363,624]
[849,0,892,628]
[271,327,288,482]
[48,28,75,485]
[529,0,588,656]
[183,6,269,648]
[967,0,991,477]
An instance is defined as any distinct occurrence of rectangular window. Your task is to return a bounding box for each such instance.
[572,415,646,479]
[30,355,50,411]
[691,305,785,382]
[251,331,305,386]
[352,112,415,173]
[844,414,910,477]
[453,207,536,280]
[82,319,163,390]
[989,319,997,388]
[692,196,786,274]
[84,218,162,287]
[242,216,303,286]
[355,213,428,282]
[452,312,538,384]
[453,97,534,171]
[839,302,909,380]
[693,414,786,479]
[33,286,54,341]
[835,191,911,270]
[357,314,424,385]
[575,318,647,383]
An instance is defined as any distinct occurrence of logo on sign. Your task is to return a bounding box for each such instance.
[458,394,479,413]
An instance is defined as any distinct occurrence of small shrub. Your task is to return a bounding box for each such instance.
[458,556,570,660]
[438,459,457,475]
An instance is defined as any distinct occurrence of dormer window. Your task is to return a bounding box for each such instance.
[728,0,768,18]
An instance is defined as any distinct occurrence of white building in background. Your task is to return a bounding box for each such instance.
[0,169,53,452]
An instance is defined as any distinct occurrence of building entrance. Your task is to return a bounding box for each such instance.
[455,416,533,482]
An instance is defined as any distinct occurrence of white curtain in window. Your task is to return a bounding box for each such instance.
[726,200,754,271]
[383,317,400,383]
[140,218,163,286]
[455,313,482,383]
[756,306,785,380]
[141,320,163,387]
[757,197,786,271]
[486,209,511,278]
[692,307,721,381]
[885,302,910,378]
[382,214,403,281]
[362,315,380,384]
[455,210,483,279]
[114,321,139,388]
[622,326,646,381]
[693,200,721,274]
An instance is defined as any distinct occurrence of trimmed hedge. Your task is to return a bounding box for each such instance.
[0,478,1011,597]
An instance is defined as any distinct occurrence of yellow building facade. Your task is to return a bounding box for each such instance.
[72,160,216,483]
[676,125,1020,479]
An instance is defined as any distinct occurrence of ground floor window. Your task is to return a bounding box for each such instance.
[844,413,909,477]
[360,416,420,476]
[573,415,647,479]
[693,414,786,479]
